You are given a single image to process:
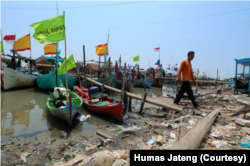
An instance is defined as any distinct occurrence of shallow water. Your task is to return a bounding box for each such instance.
[1,84,208,143]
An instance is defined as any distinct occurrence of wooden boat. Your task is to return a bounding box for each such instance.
[152,78,164,87]
[74,86,125,122]
[133,78,154,88]
[1,62,38,91]
[36,70,76,90]
[46,82,83,126]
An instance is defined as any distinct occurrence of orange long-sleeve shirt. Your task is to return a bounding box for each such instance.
[177,60,195,82]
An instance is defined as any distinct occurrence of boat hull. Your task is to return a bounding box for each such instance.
[152,78,164,87]
[46,91,83,125]
[1,68,37,90]
[75,86,124,122]
[36,71,76,90]
[133,79,154,88]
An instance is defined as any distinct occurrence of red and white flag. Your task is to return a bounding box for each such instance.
[4,35,15,45]
[154,47,160,51]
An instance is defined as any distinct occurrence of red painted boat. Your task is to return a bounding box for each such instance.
[74,86,125,122]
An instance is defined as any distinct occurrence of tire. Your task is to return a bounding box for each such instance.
[115,130,150,149]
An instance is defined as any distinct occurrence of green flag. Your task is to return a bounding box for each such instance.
[58,55,76,75]
[0,41,4,53]
[30,15,66,44]
[133,55,139,62]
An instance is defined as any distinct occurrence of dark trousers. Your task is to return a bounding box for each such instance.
[174,81,197,107]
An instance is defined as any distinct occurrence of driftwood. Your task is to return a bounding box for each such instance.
[168,108,220,149]
[231,106,250,117]
[82,76,183,113]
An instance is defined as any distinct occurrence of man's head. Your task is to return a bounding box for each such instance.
[187,51,195,61]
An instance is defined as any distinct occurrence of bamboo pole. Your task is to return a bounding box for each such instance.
[63,11,68,100]
[82,75,183,112]
[121,63,126,100]
[83,45,87,88]
[77,60,82,88]
[168,109,220,149]
[128,71,134,112]
[98,56,101,79]
[215,68,218,89]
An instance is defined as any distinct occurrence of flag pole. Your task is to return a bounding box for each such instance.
[29,31,32,73]
[1,29,4,59]
[63,11,68,100]
[55,1,59,87]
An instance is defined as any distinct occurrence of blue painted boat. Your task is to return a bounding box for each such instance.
[133,79,154,88]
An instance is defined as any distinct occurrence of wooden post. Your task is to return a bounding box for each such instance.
[121,63,126,100]
[128,81,134,112]
[196,69,198,92]
[83,45,87,88]
[89,66,93,87]
[139,92,148,115]
[215,68,218,89]
[168,109,220,149]
[108,57,111,96]
[69,94,72,126]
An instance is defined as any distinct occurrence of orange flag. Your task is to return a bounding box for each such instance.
[12,34,30,52]
[95,43,108,56]
[44,43,57,55]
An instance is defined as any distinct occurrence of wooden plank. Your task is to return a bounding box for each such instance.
[168,108,220,149]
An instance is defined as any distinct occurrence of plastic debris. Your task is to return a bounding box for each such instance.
[146,139,156,145]
[210,132,223,138]
[82,156,96,164]
[21,153,31,162]
[74,114,91,122]
[171,132,176,139]
[238,141,250,148]
[212,140,228,148]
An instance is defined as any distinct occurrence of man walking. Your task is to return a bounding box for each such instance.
[173,51,198,108]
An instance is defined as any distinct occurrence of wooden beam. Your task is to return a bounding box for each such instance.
[168,109,220,149]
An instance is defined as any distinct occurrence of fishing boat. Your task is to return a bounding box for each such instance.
[152,78,164,87]
[1,60,38,91]
[47,81,83,125]
[74,86,125,122]
[36,69,76,90]
[133,78,154,88]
